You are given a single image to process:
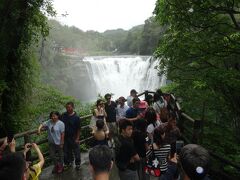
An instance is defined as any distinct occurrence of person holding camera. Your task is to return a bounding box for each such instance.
[0,137,16,159]
[38,111,64,173]
[22,143,44,180]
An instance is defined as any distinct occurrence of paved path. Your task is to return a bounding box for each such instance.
[40,152,120,180]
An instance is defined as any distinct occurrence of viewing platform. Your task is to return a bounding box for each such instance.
[0,91,239,180]
[40,152,119,180]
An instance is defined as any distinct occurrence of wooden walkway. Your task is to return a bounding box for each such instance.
[40,151,119,180]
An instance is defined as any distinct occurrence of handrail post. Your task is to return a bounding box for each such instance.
[24,134,31,161]
[192,119,203,144]
[144,90,148,100]
[178,113,185,134]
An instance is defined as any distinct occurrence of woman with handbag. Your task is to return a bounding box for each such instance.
[145,127,171,179]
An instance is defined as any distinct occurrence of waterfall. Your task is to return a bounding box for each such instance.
[82,56,166,100]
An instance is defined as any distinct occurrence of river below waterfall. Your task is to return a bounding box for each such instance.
[67,56,166,102]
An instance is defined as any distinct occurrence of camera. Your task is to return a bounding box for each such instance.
[27,144,32,148]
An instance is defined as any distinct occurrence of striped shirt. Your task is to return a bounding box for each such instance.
[146,144,171,172]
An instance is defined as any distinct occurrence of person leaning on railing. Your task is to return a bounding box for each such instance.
[38,111,64,174]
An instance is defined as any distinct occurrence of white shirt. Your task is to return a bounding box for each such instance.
[127,96,133,107]
[116,104,129,121]
[147,120,161,134]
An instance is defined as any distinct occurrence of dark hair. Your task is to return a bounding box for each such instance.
[49,111,61,119]
[145,107,157,125]
[104,93,111,100]
[153,127,165,146]
[145,94,153,106]
[66,101,74,108]
[168,112,176,122]
[0,152,26,180]
[96,99,104,107]
[160,107,169,123]
[130,89,137,94]
[119,119,133,132]
[89,145,113,174]
[96,120,104,130]
[132,97,140,105]
[179,144,210,180]
[154,92,163,102]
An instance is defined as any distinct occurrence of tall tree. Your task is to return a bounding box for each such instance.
[154,0,240,138]
[0,0,55,135]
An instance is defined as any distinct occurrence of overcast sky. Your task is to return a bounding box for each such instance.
[52,0,156,32]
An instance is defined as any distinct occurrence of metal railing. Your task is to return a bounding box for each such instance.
[0,114,93,163]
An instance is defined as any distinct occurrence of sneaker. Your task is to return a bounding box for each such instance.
[75,165,80,170]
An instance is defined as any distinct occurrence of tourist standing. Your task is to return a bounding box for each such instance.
[104,93,117,147]
[92,120,109,146]
[91,99,109,133]
[38,111,64,173]
[161,112,181,145]
[116,96,129,121]
[132,119,148,180]
[61,102,81,170]
[115,119,140,180]
[145,107,161,143]
[126,97,141,127]
[146,127,171,179]
[153,92,167,115]
[127,89,138,107]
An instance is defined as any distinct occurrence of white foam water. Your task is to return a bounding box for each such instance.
[82,56,166,100]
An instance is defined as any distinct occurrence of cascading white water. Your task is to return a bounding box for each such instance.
[82,56,166,100]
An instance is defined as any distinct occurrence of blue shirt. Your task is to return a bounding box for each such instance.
[43,120,65,145]
[126,107,139,118]
[61,112,81,139]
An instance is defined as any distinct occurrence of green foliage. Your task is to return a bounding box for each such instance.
[154,1,240,176]
[140,17,167,55]
[0,0,55,135]
[80,143,89,152]
[154,0,240,132]
[23,84,92,128]
[154,0,240,117]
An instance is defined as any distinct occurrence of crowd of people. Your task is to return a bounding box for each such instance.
[90,89,211,180]
[0,88,211,180]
